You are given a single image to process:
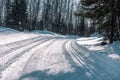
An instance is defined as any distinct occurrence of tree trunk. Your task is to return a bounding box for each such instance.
[109,0,115,43]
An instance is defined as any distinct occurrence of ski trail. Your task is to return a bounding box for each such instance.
[73,41,120,79]
[0,39,55,80]
[0,37,53,72]
[19,39,74,80]
[0,35,120,80]
[65,40,87,67]
[0,36,54,58]
[66,41,104,80]
[64,40,120,80]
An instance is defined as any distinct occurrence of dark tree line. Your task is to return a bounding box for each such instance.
[0,0,90,36]
[6,0,28,30]
[75,0,120,43]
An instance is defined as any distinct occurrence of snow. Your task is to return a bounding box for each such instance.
[108,54,120,60]
[0,27,19,33]
[0,27,120,80]
[0,27,40,45]
[90,32,103,38]
[0,27,58,45]
[32,30,57,36]
[76,37,103,46]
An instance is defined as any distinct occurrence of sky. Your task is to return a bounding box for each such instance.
[75,0,80,3]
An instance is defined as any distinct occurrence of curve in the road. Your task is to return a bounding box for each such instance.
[0,37,54,72]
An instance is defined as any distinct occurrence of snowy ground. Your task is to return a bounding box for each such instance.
[0,27,120,80]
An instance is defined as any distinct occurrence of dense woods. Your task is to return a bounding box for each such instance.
[0,0,88,35]
[0,0,120,43]
[75,0,120,43]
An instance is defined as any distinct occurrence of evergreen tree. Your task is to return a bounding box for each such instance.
[6,0,13,27]
[75,0,120,43]
[80,17,85,36]
[12,0,27,30]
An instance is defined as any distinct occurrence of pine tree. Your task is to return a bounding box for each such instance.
[80,17,85,36]
[6,0,14,28]
[75,0,120,43]
[12,0,27,30]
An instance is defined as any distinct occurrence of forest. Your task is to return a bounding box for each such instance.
[0,0,120,80]
[0,0,120,43]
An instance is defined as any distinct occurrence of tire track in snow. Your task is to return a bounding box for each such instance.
[73,41,120,79]
[0,36,41,52]
[19,39,57,78]
[0,37,54,73]
[68,40,120,80]
[62,40,77,67]
[64,40,112,80]
[1,35,119,80]
[0,39,56,80]
[65,40,87,67]
[19,39,74,80]
[62,40,86,68]
[70,41,114,80]
[69,41,105,80]
[0,36,54,58]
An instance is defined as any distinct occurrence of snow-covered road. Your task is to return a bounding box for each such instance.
[0,28,120,80]
[0,36,75,80]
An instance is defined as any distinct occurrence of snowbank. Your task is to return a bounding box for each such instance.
[76,37,104,46]
[90,32,103,38]
[0,27,120,80]
[0,27,56,45]
[32,30,57,36]
[76,32,104,46]
[104,42,120,59]
[0,27,19,33]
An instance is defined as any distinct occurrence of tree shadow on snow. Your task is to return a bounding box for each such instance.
[19,68,92,80]
[19,41,120,80]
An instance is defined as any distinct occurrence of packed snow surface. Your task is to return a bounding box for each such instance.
[0,27,120,80]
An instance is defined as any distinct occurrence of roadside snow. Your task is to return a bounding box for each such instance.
[32,30,57,36]
[0,27,40,45]
[0,27,120,80]
[108,54,120,60]
[76,37,103,46]
[90,32,103,37]
[1,39,55,80]
[76,37,120,80]
[0,27,57,45]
